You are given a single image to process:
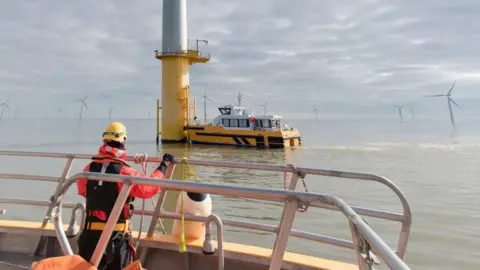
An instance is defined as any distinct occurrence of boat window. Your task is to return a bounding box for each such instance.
[230,119,239,127]
[255,119,262,127]
[239,119,249,127]
[222,119,229,127]
[263,119,272,128]
[218,108,231,115]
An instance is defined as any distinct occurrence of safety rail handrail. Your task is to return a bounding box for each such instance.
[46,172,410,270]
[0,196,353,250]
[0,150,412,260]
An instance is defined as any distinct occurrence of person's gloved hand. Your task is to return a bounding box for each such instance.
[157,153,175,174]
[162,153,175,164]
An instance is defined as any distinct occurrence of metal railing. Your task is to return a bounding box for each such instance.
[0,150,412,270]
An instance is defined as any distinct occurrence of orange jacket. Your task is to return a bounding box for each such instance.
[76,144,165,221]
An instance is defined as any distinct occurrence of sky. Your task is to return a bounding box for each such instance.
[0,0,479,120]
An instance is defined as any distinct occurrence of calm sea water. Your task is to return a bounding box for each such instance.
[0,118,478,269]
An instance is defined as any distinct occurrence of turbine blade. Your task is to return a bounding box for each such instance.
[83,102,88,109]
[449,97,460,108]
[447,80,456,95]
[84,94,89,100]
[423,94,445,97]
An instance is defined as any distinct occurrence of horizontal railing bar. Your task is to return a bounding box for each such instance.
[0,198,78,208]
[65,173,337,204]
[310,202,404,222]
[0,174,405,222]
[0,150,404,182]
[0,174,59,182]
[0,198,353,250]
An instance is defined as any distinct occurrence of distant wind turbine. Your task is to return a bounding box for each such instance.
[258,101,268,115]
[57,108,62,119]
[410,107,414,120]
[312,105,320,120]
[77,94,89,120]
[109,107,114,120]
[394,105,404,123]
[0,97,11,120]
[203,87,215,124]
[423,80,459,127]
[14,109,20,119]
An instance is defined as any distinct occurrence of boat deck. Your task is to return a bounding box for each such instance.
[0,220,356,270]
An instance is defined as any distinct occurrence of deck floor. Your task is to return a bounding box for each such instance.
[0,251,42,269]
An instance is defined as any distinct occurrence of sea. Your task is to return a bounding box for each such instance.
[0,117,478,270]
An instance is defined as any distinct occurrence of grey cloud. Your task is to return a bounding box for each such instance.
[0,0,479,119]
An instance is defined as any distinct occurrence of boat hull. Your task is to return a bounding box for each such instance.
[186,125,301,148]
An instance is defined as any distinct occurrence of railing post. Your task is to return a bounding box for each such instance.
[139,164,176,263]
[146,164,175,237]
[269,198,298,270]
[349,221,369,270]
[42,157,74,227]
[34,157,74,256]
[90,180,133,267]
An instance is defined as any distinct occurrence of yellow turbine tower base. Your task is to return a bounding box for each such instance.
[155,49,210,144]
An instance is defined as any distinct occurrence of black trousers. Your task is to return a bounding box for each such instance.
[78,230,132,270]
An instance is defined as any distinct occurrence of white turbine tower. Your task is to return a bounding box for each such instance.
[312,105,320,120]
[203,87,215,124]
[0,97,11,120]
[394,105,404,123]
[57,108,62,119]
[109,107,114,120]
[77,94,89,120]
[423,80,459,127]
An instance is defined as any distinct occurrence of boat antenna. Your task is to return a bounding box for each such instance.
[423,80,459,127]
[237,93,243,106]
[393,105,404,123]
[312,105,320,120]
[0,96,11,120]
[77,94,89,121]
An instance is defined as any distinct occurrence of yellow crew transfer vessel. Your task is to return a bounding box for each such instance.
[185,104,301,148]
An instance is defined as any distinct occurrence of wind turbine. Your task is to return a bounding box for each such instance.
[258,101,268,115]
[109,107,114,120]
[312,105,320,120]
[0,97,11,120]
[77,94,88,120]
[57,109,62,119]
[394,105,404,123]
[410,107,414,120]
[14,109,20,119]
[203,87,215,124]
[423,80,459,127]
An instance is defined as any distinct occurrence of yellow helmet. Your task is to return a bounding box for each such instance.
[102,122,127,143]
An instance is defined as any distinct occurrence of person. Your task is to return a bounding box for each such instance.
[76,121,175,270]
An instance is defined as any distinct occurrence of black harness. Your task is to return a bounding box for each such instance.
[85,159,135,227]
